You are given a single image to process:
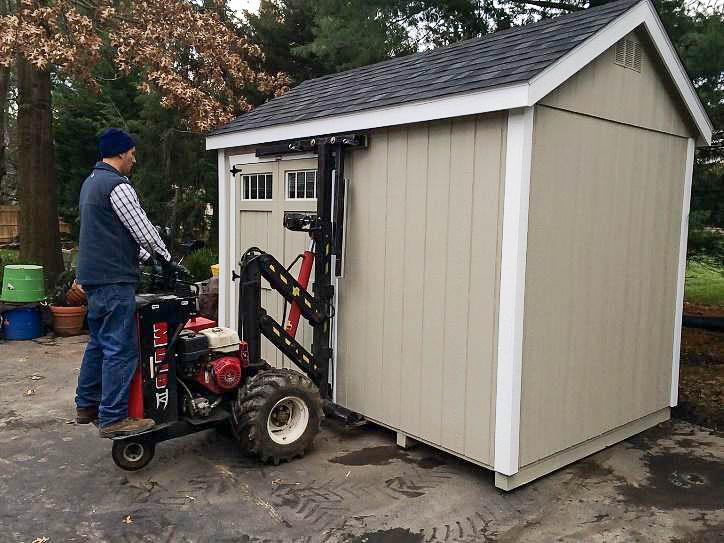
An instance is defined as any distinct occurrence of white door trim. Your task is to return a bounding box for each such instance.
[670,137,695,407]
[494,106,535,476]
[217,150,230,327]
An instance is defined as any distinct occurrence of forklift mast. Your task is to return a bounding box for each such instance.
[234,134,367,398]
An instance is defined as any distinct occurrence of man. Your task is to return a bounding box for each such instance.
[75,128,172,437]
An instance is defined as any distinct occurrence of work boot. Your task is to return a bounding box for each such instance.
[99,417,155,438]
[76,406,98,424]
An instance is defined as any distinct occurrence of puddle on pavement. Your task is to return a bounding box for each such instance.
[329,445,447,470]
[349,528,423,542]
[618,451,723,510]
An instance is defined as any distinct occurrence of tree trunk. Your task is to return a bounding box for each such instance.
[0,0,11,195]
[0,65,8,190]
[16,56,64,286]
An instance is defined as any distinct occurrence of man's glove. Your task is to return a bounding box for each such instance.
[161,259,188,280]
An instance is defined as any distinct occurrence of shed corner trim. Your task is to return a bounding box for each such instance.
[494,106,535,476]
[670,137,695,407]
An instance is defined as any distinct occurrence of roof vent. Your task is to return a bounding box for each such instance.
[615,39,642,73]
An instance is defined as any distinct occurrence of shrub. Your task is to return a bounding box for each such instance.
[0,250,20,286]
[184,248,217,283]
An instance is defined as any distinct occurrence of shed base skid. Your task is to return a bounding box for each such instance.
[396,431,419,450]
[495,407,670,491]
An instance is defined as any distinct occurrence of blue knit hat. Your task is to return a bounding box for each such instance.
[98,128,135,158]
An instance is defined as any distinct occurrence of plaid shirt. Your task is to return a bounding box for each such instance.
[109,182,171,263]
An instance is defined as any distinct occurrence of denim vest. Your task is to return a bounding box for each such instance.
[76,162,140,286]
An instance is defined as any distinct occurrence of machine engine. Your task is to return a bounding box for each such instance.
[176,326,249,402]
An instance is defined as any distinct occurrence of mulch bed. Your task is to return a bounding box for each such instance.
[673,306,724,431]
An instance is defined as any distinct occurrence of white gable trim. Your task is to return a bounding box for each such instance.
[206,0,711,151]
[529,0,712,146]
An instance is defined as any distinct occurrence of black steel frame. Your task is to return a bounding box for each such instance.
[236,133,367,398]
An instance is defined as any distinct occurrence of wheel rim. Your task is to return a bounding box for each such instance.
[267,396,309,445]
[122,443,145,463]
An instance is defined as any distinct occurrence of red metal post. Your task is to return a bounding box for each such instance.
[128,316,144,418]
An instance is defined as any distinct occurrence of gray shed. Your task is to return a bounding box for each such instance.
[205,0,713,490]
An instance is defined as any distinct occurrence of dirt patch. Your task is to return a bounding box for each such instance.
[683,302,724,317]
[674,317,724,431]
[329,446,447,470]
[618,451,724,510]
[681,328,724,363]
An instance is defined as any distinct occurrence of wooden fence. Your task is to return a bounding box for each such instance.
[0,205,71,244]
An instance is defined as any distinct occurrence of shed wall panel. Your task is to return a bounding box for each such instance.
[519,105,687,466]
[337,113,505,465]
[540,30,694,139]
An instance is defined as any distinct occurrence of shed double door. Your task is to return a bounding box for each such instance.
[235,156,318,370]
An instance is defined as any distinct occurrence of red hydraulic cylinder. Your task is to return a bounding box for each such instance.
[285,249,314,338]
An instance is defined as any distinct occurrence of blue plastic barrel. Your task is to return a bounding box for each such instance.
[2,307,42,340]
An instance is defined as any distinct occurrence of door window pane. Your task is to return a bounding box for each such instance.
[286,170,317,200]
[242,173,273,200]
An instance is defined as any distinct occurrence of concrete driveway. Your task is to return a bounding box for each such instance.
[0,335,722,542]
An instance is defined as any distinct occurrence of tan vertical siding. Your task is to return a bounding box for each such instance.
[541,30,693,139]
[519,105,688,466]
[337,113,505,465]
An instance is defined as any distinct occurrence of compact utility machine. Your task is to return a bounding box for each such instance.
[110,134,366,470]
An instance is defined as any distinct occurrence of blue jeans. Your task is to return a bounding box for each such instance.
[75,283,138,427]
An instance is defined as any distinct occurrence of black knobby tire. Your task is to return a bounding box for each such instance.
[111,440,155,471]
[232,368,322,465]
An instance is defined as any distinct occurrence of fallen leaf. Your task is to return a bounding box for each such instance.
[123,515,133,524]
[25,389,36,396]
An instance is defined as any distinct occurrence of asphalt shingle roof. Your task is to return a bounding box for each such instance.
[213,0,640,136]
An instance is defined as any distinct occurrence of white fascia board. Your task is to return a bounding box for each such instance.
[494,107,534,476]
[670,138,695,407]
[205,83,530,150]
[529,0,712,145]
[216,150,229,328]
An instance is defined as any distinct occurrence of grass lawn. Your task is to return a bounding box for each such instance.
[684,259,724,307]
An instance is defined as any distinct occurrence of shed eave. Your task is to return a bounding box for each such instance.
[205,83,530,150]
